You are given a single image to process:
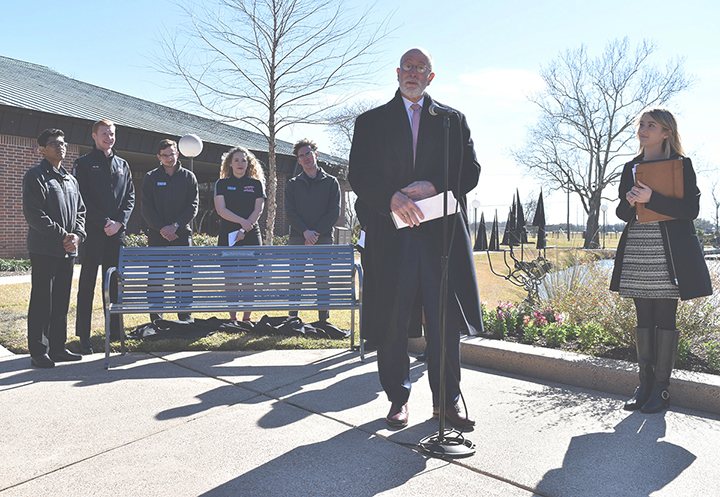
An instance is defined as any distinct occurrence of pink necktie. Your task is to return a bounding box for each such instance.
[411,103,421,164]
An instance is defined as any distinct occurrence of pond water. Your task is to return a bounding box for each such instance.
[538,259,719,300]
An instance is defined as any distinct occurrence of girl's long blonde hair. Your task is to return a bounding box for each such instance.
[636,106,685,159]
[220,147,266,186]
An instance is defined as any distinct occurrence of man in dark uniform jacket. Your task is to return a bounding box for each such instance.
[141,138,199,322]
[349,47,483,429]
[74,119,135,354]
[23,128,86,368]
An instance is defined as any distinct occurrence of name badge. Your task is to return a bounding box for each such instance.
[157,182,167,186]
[227,186,237,190]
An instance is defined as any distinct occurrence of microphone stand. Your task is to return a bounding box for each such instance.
[418,112,475,458]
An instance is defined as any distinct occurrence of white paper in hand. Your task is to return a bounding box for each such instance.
[391,191,458,229]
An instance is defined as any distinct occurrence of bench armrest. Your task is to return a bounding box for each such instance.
[353,262,363,298]
[103,266,119,311]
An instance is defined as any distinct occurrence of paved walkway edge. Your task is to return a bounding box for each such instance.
[409,336,720,415]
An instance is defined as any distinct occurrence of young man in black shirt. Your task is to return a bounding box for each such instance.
[73,120,134,354]
[23,129,86,368]
[141,139,199,321]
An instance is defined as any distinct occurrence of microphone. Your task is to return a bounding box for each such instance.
[428,103,455,116]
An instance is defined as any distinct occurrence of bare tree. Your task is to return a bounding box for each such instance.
[708,176,720,245]
[325,100,377,159]
[158,0,392,243]
[512,38,691,248]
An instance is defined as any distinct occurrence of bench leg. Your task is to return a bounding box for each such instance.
[359,309,365,362]
[120,314,126,356]
[351,308,365,362]
[104,310,111,370]
[350,309,355,351]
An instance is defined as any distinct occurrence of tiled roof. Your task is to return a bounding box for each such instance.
[0,55,343,167]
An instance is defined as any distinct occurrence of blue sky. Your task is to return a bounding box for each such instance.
[3,0,718,225]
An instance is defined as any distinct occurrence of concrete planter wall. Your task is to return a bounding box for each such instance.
[409,336,720,415]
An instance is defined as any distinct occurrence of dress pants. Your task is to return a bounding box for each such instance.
[147,230,192,322]
[377,229,462,407]
[28,253,75,357]
[75,233,122,340]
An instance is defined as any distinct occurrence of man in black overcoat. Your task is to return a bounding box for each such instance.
[348,47,483,429]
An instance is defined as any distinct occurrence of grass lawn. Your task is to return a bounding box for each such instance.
[0,247,583,355]
[474,231,621,250]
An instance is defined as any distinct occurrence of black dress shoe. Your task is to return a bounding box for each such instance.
[80,338,93,355]
[386,402,409,428]
[433,403,476,431]
[31,354,55,368]
[49,349,82,362]
[416,349,428,362]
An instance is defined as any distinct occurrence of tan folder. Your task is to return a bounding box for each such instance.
[635,159,684,223]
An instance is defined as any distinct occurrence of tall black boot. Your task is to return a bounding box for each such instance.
[641,328,679,414]
[624,327,655,411]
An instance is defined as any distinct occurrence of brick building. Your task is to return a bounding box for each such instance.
[0,56,349,259]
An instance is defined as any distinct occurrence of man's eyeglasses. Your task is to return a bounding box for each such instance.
[401,63,429,74]
[45,141,68,149]
[159,153,177,159]
[298,152,314,160]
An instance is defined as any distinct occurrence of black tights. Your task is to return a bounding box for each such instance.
[633,298,678,330]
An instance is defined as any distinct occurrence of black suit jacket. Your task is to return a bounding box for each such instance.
[349,90,483,342]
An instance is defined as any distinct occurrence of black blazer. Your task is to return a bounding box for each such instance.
[349,90,483,342]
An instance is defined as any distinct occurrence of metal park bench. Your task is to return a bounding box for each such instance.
[103,244,363,369]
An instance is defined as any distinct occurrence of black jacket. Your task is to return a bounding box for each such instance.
[610,155,712,300]
[348,90,483,342]
[141,162,199,245]
[73,146,134,242]
[284,167,341,241]
[23,159,86,258]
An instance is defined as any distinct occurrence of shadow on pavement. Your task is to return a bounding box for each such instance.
[536,412,696,497]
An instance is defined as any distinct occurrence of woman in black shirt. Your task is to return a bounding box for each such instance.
[214,147,266,321]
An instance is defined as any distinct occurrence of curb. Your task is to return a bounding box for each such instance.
[408,336,720,415]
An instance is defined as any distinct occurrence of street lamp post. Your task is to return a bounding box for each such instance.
[601,204,608,249]
[471,197,480,245]
[178,134,203,172]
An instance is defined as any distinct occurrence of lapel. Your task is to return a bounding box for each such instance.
[384,90,413,171]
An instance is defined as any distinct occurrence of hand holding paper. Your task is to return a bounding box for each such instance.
[390,191,424,227]
[391,191,458,229]
[228,229,245,246]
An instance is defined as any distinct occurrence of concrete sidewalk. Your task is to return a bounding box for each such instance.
[2,346,720,496]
